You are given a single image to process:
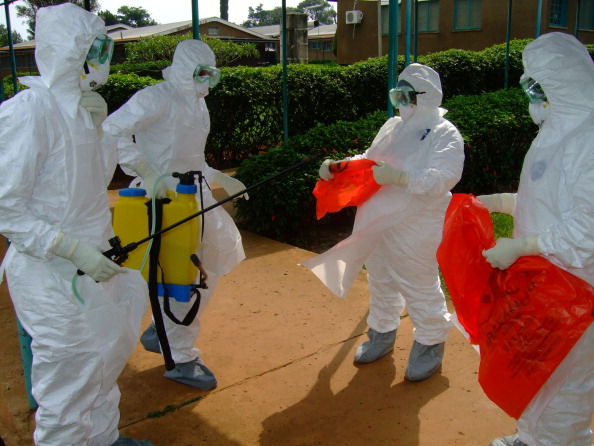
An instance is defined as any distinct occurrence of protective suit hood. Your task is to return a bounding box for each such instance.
[398,63,443,108]
[163,39,216,98]
[397,63,445,124]
[27,3,105,93]
[522,32,594,141]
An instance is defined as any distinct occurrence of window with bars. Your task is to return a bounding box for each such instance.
[579,0,594,30]
[549,0,568,27]
[454,0,482,30]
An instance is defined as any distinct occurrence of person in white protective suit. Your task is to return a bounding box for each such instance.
[310,63,464,380]
[479,32,594,446]
[0,4,152,446]
[103,39,247,390]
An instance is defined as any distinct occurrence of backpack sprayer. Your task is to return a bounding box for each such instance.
[77,153,320,370]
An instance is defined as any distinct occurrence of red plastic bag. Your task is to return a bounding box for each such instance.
[437,193,495,343]
[438,193,594,419]
[312,159,381,220]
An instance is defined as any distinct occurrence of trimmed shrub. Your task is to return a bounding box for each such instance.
[233,111,386,245]
[234,88,537,244]
[96,73,159,113]
[445,88,538,194]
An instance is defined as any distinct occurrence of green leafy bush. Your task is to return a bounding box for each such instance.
[96,73,158,113]
[234,87,536,244]
[110,60,170,79]
[444,88,537,194]
[99,39,537,167]
[233,111,385,245]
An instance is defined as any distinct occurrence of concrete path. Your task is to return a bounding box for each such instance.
[0,192,517,445]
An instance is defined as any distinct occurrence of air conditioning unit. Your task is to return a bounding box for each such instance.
[346,10,363,25]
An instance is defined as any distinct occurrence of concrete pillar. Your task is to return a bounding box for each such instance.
[284,12,308,64]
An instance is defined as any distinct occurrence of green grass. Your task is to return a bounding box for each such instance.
[492,212,514,239]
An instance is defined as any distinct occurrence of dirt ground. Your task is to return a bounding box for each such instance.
[0,189,519,445]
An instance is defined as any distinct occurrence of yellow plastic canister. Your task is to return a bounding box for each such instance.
[112,185,202,301]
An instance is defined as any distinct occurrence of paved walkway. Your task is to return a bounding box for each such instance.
[0,190,517,445]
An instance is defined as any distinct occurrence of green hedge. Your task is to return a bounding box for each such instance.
[447,88,537,194]
[95,39,539,167]
[233,111,386,245]
[233,89,537,245]
[96,73,158,113]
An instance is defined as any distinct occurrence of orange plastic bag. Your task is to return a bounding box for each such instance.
[312,159,381,220]
[438,193,594,419]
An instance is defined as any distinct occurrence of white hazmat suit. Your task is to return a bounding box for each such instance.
[103,39,246,389]
[305,63,464,379]
[0,4,148,445]
[482,33,594,446]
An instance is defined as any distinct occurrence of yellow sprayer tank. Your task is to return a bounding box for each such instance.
[113,184,201,302]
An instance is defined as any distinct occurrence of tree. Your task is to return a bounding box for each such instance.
[0,24,23,46]
[241,1,335,27]
[16,0,100,40]
[220,0,229,21]
[297,0,337,24]
[98,9,119,26]
[241,3,298,27]
[115,6,158,28]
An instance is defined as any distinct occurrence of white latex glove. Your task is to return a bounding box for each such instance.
[319,159,335,180]
[80,91,107,130]
[372,161,409,186]
[134,159,167,199]
[213,170,249,200]
[477,193,516,214]
[51,233,124,282]
[482,235,540,270]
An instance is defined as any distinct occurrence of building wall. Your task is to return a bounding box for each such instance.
[308,36,337,62]
[334,0,594,65]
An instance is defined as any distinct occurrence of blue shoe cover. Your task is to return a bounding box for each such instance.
[405,340,444,381]
[354,328,396,364]
[164,357,217,390]
[489,435,527,446]
[111,435,155,446]
[140,323,161,354]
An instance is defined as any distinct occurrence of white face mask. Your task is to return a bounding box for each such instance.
[398,104,416,121]
[529,101,550,126]
[194,80,210,98]
[80,61,110,92]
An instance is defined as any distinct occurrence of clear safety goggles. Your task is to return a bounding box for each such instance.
[86,34,114,65]
[193,64,221,87]
[520,76,547,104]
[389,80,424,108]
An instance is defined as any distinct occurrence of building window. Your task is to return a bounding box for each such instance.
[579,0,594,30]
[208,26,220,35]
[381,3,402,35]
[549,0,568,27]
[310,40,332,51]
[454,0,482,30]
[417,0,439,32]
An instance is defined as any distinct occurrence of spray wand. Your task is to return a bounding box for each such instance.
[78,152,321,273]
